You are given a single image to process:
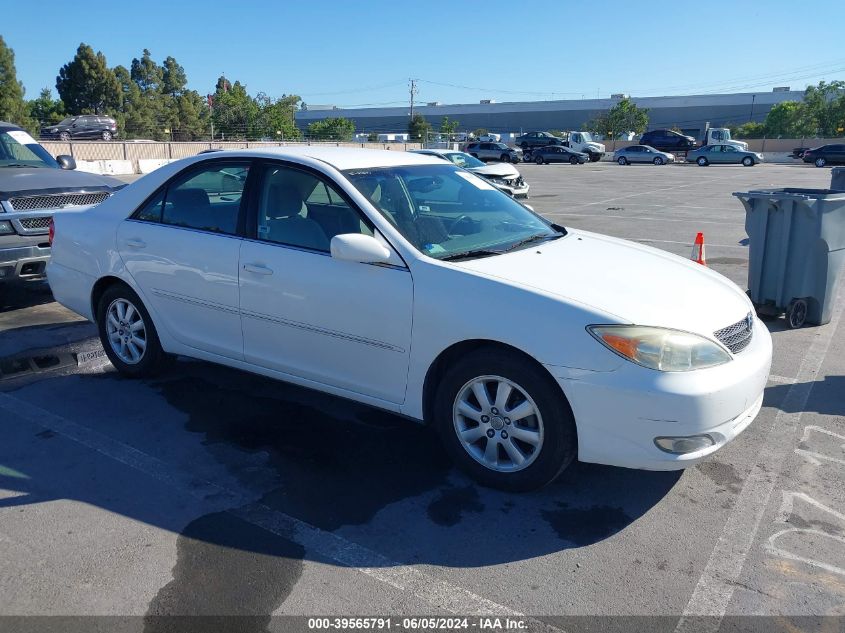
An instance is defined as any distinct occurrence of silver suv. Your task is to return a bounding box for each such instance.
[464,142,522,163]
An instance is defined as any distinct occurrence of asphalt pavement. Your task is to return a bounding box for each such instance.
[0,161,843,632]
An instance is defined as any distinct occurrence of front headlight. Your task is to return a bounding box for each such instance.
[587,325,731,371]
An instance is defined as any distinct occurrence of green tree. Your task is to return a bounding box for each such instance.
[408,113,431,141]
[307,117,355,141]
[585,97,649,137]
[56,43,120,114]
[28,87,64,126]
[212,79,258,139]
[762,102,805,137]
[255,92,301,140]
[0,35,30,127]
[730,122,766,139]
[161,56,187,97]
[472,128,489,138]
[802,80,845,137]
[439,116,459,135]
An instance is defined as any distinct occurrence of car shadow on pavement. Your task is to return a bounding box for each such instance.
[0,357,682,574]
[765,374,845,416]
[0,280,54,312]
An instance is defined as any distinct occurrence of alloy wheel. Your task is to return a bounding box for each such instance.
[452,375,544,473]
[105,298,147,364]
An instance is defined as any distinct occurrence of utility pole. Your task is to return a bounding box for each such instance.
[749,94,756,122]
[409,78,418,121]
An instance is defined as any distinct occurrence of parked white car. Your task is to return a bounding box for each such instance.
[47,147,772,490]
[412,149,529,198]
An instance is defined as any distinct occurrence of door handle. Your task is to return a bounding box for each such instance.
[125,238,146,248]
[243,263,273,275]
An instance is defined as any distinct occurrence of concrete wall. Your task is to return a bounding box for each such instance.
[40,141,424,174]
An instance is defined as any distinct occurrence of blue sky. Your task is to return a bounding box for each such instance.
[5,0,844,107]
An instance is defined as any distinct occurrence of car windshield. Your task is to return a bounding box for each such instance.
[581,132,594,142]
[344,164,562,260]
[0,130,59,168]
[443,152,485,168]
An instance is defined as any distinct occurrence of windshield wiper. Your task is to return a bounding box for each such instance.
[502,232,563,252]
[1,163,40,168]
[439,249,501,262]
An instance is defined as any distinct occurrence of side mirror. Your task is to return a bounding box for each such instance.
[330,234,392,264]
[56,155,76,170]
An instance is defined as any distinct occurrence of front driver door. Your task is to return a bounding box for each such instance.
[238,161,413,405]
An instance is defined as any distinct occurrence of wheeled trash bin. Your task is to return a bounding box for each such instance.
[733,183,845,328]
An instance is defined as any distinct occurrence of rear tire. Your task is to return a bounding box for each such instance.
[101,130,112,141]
[697,157,709,166]
[434,348,577,491]
[96,283,169,378]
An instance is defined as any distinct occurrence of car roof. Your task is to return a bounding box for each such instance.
[0,121,24,132]
[193,146,444,170]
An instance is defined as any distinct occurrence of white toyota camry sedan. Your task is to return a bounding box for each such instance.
[47,147,772,490]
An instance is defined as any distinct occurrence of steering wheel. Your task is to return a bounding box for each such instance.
[450,214,474,235]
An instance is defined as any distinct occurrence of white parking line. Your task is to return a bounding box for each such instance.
[674,287,845,633]
[0,393,561,628]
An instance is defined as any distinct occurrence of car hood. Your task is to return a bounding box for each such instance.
[469,163,521,178]
[454,229,751,336]
[0,167,124,198]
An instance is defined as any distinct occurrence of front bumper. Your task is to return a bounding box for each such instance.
[0,243,51,281]
[546,317,773,470]
[491,181,530,198]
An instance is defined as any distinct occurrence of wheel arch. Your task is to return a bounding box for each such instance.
[91,275,136,321]
[421,339,574,428]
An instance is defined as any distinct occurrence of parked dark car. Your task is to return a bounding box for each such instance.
[514,131,565,150]
[463,142,522,163]
[639,129,696,152]
[0,122,123,282]
[802,144,845,167]
[532,145,589,165]
[40,115,118,141]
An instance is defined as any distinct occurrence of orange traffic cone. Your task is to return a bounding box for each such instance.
[690,232,707,266]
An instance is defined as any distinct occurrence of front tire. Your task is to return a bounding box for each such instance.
[500,153,511,163]
[815,157,827,167]
[434,349,577,491]
[742,156,754,167]
[569,156,579,165]
[654,156,664,165]
[59,131,71,141]
[97,283,169,378]
[535,155,544,165]
[697,156,709,166]
[617,156,628,165]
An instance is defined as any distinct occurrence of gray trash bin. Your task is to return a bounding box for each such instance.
[733,186,845,328]
[832,167,845,192]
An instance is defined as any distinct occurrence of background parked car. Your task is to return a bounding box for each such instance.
[477,133,501,142]
[40,115,118,141]
[514,131,565,151]
[0,121,123,282]
[464,142,522,163]
[614,145,675,165]
[638,129,696,152]
[802,144,845,167]
[412,149,530,198]
[532,146,589,165]
[687,144,763,166]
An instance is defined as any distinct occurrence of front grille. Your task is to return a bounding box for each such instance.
[9,192,111,211]
[18,217,52,232]
[714,312,754,354]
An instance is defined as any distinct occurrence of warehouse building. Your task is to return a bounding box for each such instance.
[295,89,803,139]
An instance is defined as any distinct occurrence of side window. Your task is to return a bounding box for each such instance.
[724,145,737,153]
[136,189,165,222]
[161,162,248,235]
[256,164,372,252]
